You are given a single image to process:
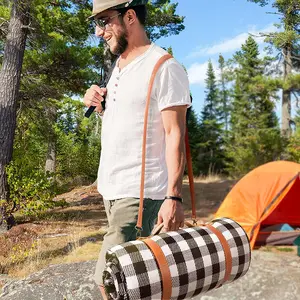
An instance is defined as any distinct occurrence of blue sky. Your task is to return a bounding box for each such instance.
[157,0,279,116]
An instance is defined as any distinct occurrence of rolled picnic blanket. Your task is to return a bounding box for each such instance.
[103,217,251,300]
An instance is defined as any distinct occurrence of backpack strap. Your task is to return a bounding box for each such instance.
[85,59,117,118]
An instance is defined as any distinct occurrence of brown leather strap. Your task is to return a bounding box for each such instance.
[205,224,232,284]
[185,126,196,221]
[136,54,197,231]
[143,238,172,300]
[136,54,172,230]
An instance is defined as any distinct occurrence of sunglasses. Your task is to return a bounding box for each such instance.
[93,13,121,30]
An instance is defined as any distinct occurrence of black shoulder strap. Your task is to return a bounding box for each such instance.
[99,59,117,111]
[84,59,117,118]
[100,59,117,87]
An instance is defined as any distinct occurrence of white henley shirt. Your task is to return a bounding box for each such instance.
[97,43,191,200]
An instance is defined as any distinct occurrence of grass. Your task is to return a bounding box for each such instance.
[0,185,106,281]
[11,240,103,279]
[194,174,224,183]
[276,246,295,253]
[184,173,227,183]
[1,226,105,279]
[259,245,297,254]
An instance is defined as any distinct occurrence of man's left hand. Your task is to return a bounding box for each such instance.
[156,199,184,232]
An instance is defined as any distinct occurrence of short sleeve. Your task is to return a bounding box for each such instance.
[154,58,192,111]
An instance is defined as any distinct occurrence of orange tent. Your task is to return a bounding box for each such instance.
[214,161,300,249]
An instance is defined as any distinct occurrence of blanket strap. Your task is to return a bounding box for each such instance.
[205,224,232,284]
[143,238,172,300]
[136,54,197,233]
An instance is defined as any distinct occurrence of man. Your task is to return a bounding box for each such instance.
[83,0,191,298]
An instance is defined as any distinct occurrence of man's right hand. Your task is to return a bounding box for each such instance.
[83,85,107,113]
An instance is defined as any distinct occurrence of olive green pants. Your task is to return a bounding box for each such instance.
[94,197,164,285]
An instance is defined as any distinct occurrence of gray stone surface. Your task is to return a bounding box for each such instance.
[1,251,300,300]
[200,251,300,300]
[0,261,101,300]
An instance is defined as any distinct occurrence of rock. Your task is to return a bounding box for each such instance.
[0,261,101,300]
[0,275,13,290]
[199,251,300,300]
[1,251,300,300]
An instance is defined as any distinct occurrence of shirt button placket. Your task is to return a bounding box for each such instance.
[114,76,119,102]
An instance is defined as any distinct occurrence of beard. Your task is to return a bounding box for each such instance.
[110,27,128,56]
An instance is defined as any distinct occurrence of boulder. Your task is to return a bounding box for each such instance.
[1,251,300,300]
[0,261,101,300]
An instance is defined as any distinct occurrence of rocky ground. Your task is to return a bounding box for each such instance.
[1,251,300,300]
[1,180,299,300]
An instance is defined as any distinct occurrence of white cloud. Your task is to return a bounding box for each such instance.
[187,60,220,86]
[186,24,279,86]
[187,24,277,58]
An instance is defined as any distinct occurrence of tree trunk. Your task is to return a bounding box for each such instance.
[281,45,292,138]
[0,0,30,230]
[45,140,56,173]
[45,106,57,177]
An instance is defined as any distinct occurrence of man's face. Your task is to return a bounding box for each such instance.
[94,10,128,55]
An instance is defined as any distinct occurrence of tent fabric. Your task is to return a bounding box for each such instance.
[214,161,300,249]
[260,223,294,232]
[255,230,300,246]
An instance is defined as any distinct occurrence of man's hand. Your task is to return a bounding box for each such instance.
[83,85,107,113]
[157,199,184,232]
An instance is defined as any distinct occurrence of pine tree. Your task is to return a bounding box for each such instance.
[186,105,202,175]
[198,60,224,175]
[218,54,230,135]
[0,0,31,231]
[287,109,300,162]
[226,36,282,176]
[247,0,300,137]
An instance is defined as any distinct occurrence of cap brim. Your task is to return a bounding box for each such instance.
[87,14,96,20]
[88,0,130,20]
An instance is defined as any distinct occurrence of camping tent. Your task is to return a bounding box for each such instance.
[214,161,300,249]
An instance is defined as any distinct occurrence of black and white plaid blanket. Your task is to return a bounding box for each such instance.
[103,217,251,300]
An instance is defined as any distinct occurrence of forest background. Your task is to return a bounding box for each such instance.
[0,0,299,229]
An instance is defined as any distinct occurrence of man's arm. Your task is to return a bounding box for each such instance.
[156,105,187,232]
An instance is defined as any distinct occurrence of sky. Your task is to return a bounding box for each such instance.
[157,0,280,116]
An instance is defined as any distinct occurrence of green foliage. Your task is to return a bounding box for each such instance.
[55,98,101,186]
[6,162,57,216]
[225,36,283,176]
[247,0,300,47]
[186,107,202,175]
[226,128,284,176]
[146,1,185,41]
[198,61,225,175]
[0,1,10,61]
[12,97,101,191]
[286,110,300,162]
[247,0,300,136]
